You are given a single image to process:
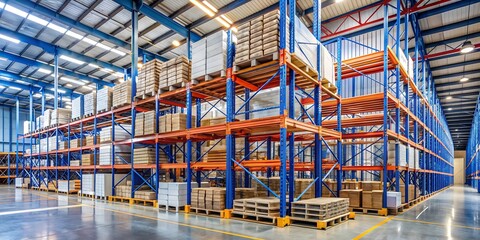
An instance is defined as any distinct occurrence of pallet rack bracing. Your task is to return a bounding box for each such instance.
[314,0,453,212]
[466,96,480,192]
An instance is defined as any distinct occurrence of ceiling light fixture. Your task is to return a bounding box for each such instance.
[50,88,66,94]
[60,77,86,85]
[220,15,233,25]
[460,40,475,54]
[37,68,52,74]
[47,23,67,34]
[460,77,469,82]
[96,43,112,51]
[60,55,85,65]
[0,34,20,44]
[4,4,28,18]
[446,96,452,100]
[33,93,41,98]
[82,37,97,46]
[190,0,215,17]
[65,30,83,40]
[0,2,5,9]
[335,0,344,3]
[447,108,452,110]
[215,17,231,28]
[27,14,49,26]
[0,57,6,61]
[110,48,126,56]
[202,1,218,12]
[10,86,21,91]
[172,40,180,47]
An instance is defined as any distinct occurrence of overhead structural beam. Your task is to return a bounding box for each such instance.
[431,59,480,72]
[303,0,354,15]
[0,51,114,87]
[0,93,53,108]
[0,26,123,73]
[9,0,165,61]
[422,16,480,36]
[0,79,62,98]
[417,0,480,19]
[436,78,480,88]
[438,91,480,98]
[0,70,79,97]
[434,69,480,80]
[441,101,479,107]
[409,32,480,52]
[114,0,200,41]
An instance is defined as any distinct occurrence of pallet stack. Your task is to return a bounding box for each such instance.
[72,97,82,120]
[191,31,228,82]
[57,180,80,193]
[81,153,96,166]
[159,113,195,133]
[291,197,349,221]
[233,197,280,217]
[159,56,190,92]
[134,112,144,137]
[84,92,96,116]
[340,189,363,208]
[235,188,256,199]
[136,59,162,98]
[133,147,156,164]
[234,10,289,66]
[50,108,71,126]
[361,181,383,209]
[70,160,80,166]
[112,80,132,108]
[99,144,131,165]
[99,125,131,143]
[143,111,156,135]
[85,135,99,146]
[96,87,113,113]
[191,187,225,210]
[70,138,85,149]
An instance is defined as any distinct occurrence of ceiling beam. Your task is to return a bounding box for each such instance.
[422,16,480,36]
[0,70,79,97]
[9,0,164,61]
[0,26,123,73]
[409,32,480,52]
[0,51,114,87]
[434,70,480,80]
[436,78,480,88]
[113,0,200,41]
[430,59,480,72]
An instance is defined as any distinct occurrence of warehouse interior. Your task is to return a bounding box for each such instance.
[0,0,479,239]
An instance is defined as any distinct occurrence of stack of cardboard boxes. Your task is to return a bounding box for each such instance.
[191,187,226,210]
[159,113,195,133]
[112,80,132,108]
[159,56,190,91]
[84,92,96,116]
[133,147,157,164]
[96,87,113,113]
[136,59,162,97]
[191,31,228,81]
[362,181,383,209]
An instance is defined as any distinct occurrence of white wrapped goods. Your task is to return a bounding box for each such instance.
[84,92,96,116]
[96,87,113,113]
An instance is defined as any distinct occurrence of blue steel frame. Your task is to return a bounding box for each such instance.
[466,96,480,192]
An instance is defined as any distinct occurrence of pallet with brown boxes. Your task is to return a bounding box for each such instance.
[136,59,162,98]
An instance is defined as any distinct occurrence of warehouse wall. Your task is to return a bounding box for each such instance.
[0,105,30,152]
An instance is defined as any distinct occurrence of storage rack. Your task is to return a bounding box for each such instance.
[0,152,19,184]
[466,96,480,192]
[14,0,454,222]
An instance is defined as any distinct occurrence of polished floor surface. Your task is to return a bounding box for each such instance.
[0,185,478,239]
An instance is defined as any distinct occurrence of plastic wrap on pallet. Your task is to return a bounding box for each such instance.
[191,30,229,81]
[81,173,129,197]
[35,116,43,130]
[72,96,82,119]
[99,125,131,143]
[387,141,407,167]
[294,15,317,70]
[23,121,32,134]
[44,109,52,128]
[51,108,71,126]
[84,92,96,116]
[96,87,113,113]
[99,144,131,165]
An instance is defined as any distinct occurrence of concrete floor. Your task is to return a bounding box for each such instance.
[0,186,478,239]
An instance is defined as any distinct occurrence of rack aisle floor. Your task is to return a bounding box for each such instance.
[0,186,477,239]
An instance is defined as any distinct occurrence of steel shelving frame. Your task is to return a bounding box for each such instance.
[14,0,454,219]
[466,96,480,192]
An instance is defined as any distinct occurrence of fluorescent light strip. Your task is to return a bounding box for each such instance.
[0,34,20,44]
[110,48,126,56]
[82,37,97,46]
[82,85,94,90]
[47,23,67,34]
[215,17,231,28]
[190,0,215,17]
[27,14,49,26]
[50,88,66,94]
[33,93,41,98]
[4,4,28,18]
[220,15,233,25]
[96,43,112,51]
[65,30,83,40]
[202,1,218,12]
[10,86,22,91]
[0,85,4,89]
[88,63,99,68]
[38,68,52,74]
[16,80,28,85]
[0,57,6,61]
[0,2,5,9]
[60,55,85,65]
[61,77,86,86]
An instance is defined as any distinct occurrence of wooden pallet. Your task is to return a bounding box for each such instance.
[192,70,226,84]
[83,113,94,118]
[291,212,352,230]
[349,207,386,216]
[72,116,83,121]
[78,192,107,200]
[108,196,133,204]
[57,189,79,194]
[97,108,109,114]
[111,102,131,110]
[131,198,157,207]
[232,211,277,224]
[233,52,279,72]
[190,207,224,217]
[135,90,157,100]
[387,205,405,215]
[158,204,185,213]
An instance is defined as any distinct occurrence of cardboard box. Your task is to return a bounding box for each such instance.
[340,189,362,208]
[362,191,373,208]
[372,190,383,209]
